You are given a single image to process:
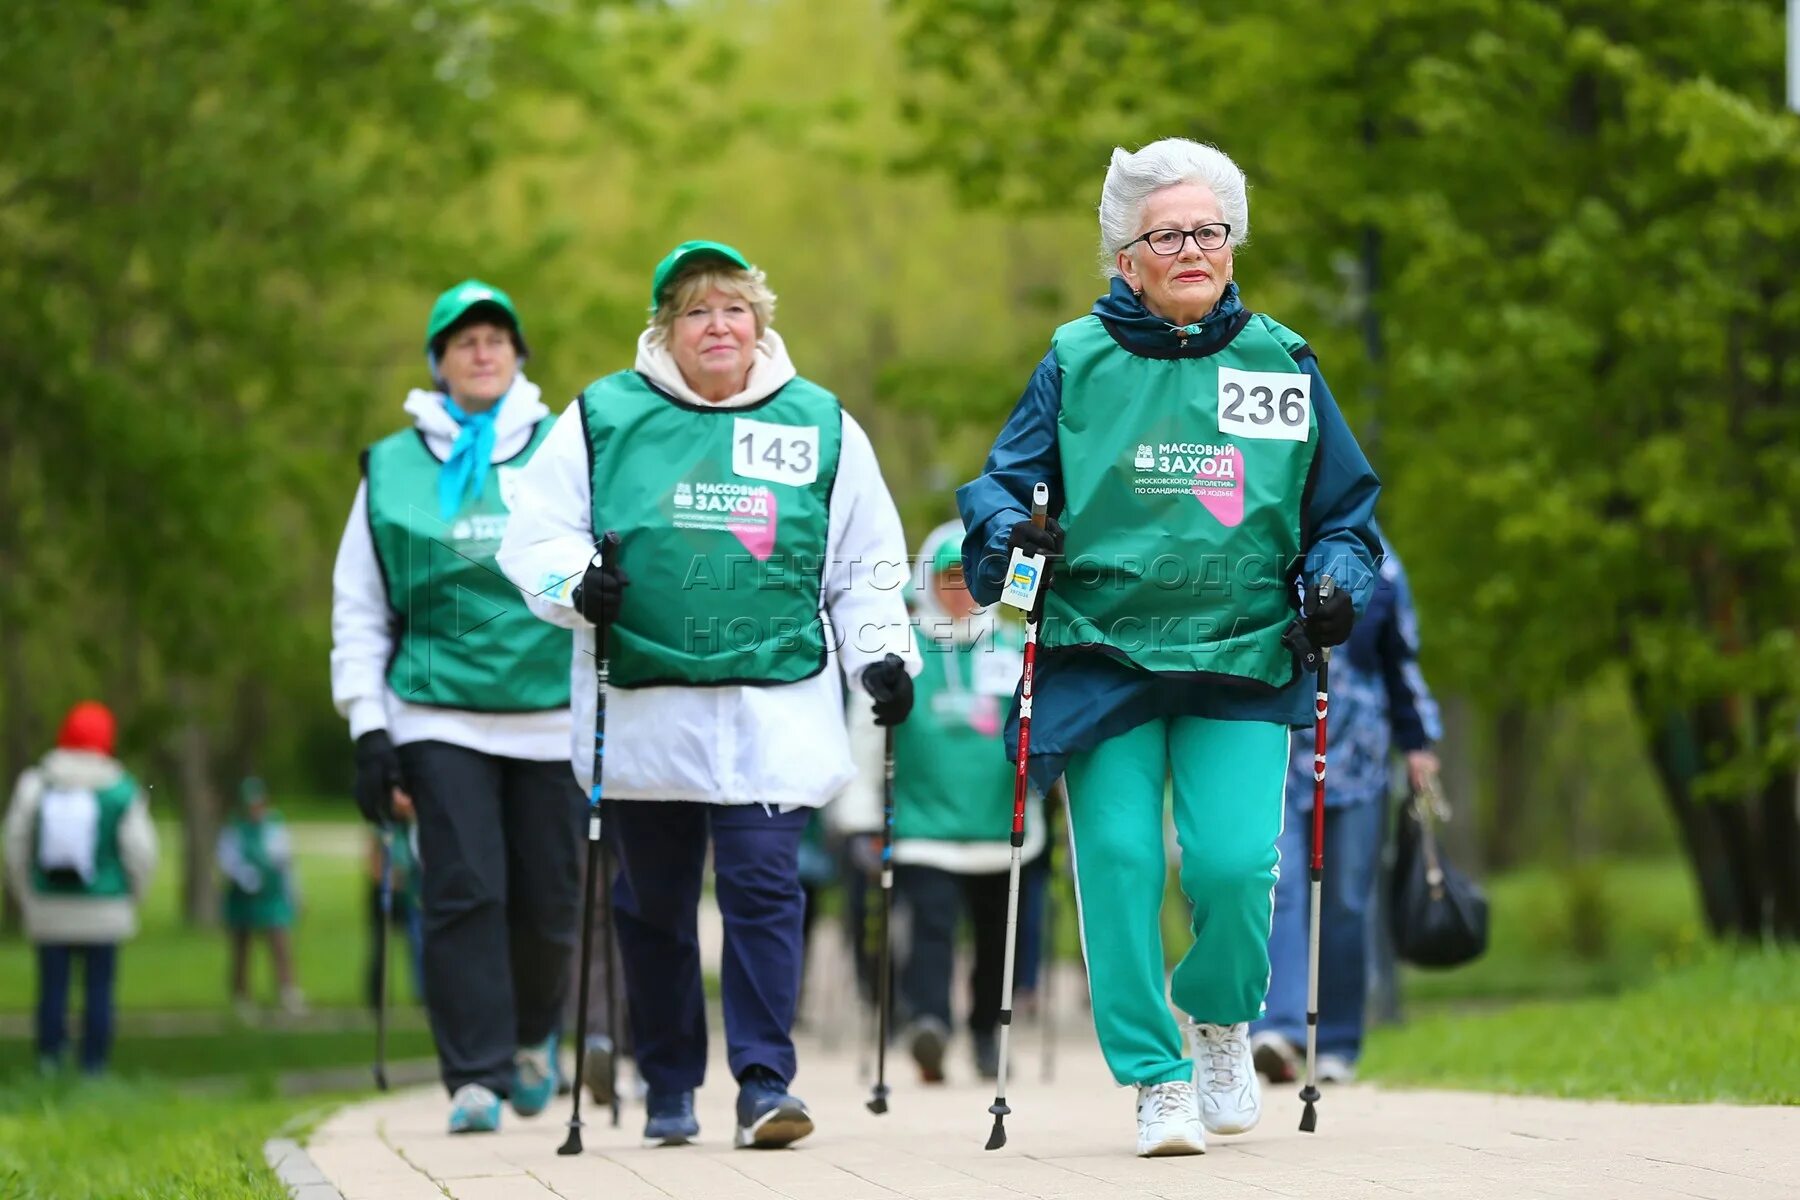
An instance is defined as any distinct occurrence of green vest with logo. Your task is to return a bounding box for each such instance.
[1045,313,1319,688]
[364,420,572,712]
[32,773,136,899]
[893,625,1023,843]
[580,371,842,688]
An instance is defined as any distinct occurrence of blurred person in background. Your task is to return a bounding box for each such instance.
[331,280,582,1134]
[218,777,304,1018]
[4,700,157,1077]
[365,794,425,1013]
[837,521,1042,1084]
[1252,524,1441,1084]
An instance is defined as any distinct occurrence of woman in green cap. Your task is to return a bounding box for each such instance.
[498,241,917,1150]
[330,281,583,1134]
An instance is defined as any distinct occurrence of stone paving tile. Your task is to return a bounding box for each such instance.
[295,1029,1800,1200]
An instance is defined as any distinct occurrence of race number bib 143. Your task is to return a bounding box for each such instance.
[732,417,821,486]
[1217,367,1311,442]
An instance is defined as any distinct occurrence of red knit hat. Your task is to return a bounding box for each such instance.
[56,701,116,756]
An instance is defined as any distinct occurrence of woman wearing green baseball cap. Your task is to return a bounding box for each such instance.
[330,280,584,1134]
[498,240,918,1150]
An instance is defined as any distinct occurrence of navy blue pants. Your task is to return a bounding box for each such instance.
[611,801,808,1095]
[37,943,118,1073]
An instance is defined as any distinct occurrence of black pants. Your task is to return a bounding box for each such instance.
[896,864,1010,1038]
[565,833,627,1050]
[401,741,584,1096]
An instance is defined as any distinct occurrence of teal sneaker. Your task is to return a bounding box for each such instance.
[510,1034,558,1118]
[449,1083,502,1134]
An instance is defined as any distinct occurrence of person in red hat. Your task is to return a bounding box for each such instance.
[4,701,158,1075]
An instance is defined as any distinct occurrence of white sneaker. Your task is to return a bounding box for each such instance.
[1189,1021,1261,1135]
[1317,1054,1357,1084]
[1135,1081,1205,1157]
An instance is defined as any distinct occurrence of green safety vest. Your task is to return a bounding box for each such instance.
[1044,313,1319,688]
[893,625,1023,843]
[32,773,136,899]
[364,419,573,712]
[580,371,842,688]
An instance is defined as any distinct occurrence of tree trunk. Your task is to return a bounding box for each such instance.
[1485,704,1530,871]
[172,680,221,928]
[1758,760,1800,940]
[1635,688,1770,940]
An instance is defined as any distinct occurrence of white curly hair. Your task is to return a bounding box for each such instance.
[1097,138,1250,279]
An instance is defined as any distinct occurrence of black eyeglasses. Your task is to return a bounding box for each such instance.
[1123,224,1232,256]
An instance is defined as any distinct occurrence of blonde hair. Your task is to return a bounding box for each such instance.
[649,264,777,345]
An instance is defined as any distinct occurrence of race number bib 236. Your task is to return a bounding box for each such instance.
[732,417,820,486]
[1217,368,1311,442]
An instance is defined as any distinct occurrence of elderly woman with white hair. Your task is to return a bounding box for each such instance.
[957,139,1380,1157]
[498,241,916,1151]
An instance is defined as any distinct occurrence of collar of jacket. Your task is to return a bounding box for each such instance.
[1092,277,1250,359]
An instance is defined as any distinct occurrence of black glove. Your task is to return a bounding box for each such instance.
[571,544,628,628]
[353,730,403,825]
[1006,517,1064,565]
[1303,582,1355,648]
[862,652,914,727]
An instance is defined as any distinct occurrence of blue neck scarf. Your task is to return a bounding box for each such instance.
[438,396,499,520]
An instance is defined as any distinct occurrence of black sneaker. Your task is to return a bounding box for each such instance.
[907,1017,949,1083]
[733,1067,814,1149]
[973,1029,1000,1081]
[583,1035,616,1107]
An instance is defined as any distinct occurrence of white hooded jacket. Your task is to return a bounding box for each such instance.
[330,375,572,760]
[496,328,917,805]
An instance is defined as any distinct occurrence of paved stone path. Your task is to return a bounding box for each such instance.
[294,1025,1799,1200]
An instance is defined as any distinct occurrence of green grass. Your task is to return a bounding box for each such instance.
[0,1077,313,1199]
[1399,858,1706,1005]
[0,820,421,1012]
[1364,947,1800,1103]
[0,1026,435,1084]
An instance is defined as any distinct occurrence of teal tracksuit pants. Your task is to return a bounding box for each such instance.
[1063,715,1288,1087]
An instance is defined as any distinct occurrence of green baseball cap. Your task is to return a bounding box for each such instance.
[931,539,964,575]
[650,240,752,310]
[425,279,526,357]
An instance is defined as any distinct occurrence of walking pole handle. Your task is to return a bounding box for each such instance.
[1030,482,1048,529]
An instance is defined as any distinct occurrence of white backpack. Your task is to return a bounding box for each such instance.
[37,785,102,885]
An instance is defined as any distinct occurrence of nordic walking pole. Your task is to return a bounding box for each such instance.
[372,825,392,1092]
[987,480,1050,1151]
[560,532,618,1157]
[600,833,621,1129]
[1298,574,1336,1134]
[865,719,898,1114]
[1040,787,1060,1084]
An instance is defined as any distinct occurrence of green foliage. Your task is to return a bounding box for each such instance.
[1403,858,1704,1004]
[0,1077,306,1199]
[1365,947,1800,1102]
[896,0,1800,932]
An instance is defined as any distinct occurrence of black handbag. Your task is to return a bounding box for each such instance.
[1390,776,1489,968]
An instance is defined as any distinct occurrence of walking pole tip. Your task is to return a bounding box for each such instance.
[557,1121,585,1156]
[866,1084,890,1115]
[1298,1084,1319,1133]
[984,1102,1010,1151]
